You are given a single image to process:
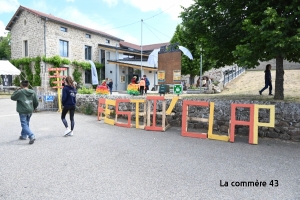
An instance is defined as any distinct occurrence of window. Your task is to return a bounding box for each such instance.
[85,45,92,60]
[24,40,28,57]
[60,27,67,32]
[120,75,125,83]
[59,40,69,57]
[106,51,110,63]
[85,70,91,84]
[86,34,91,38]
[105,39,110,44]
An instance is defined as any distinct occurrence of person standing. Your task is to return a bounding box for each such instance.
[143,75,150,94]
[11,80,39,144]
[107,79,113,95]
[259,64,273,95]
[61,76,77,136]
[139,78,146,95]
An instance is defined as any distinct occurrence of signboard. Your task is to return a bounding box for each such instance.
[158,70,165,82]
[173,84,182,95]
[173,70,181,82]
[44,95,55,102]
[159,84,169,96]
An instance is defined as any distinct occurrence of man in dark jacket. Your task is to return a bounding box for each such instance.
[143,75,150,94]
[11,80,39,144]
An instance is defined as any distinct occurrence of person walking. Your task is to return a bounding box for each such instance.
[11,80,39,144]
[259,64,273,95]
[61,76,77,136]
[139,78,146,95]
[107,79,113,95]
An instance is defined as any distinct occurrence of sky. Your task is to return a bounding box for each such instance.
[0,0,194,45]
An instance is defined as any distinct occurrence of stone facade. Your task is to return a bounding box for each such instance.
[10,10,119,61]
[10,10,45,59]
[9,8,121,88]
[75,94,300,142]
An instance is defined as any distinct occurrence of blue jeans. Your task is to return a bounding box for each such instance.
[19,114,35,139]
[260,80,272,94]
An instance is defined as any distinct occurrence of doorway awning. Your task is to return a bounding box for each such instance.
[108,60,158,71]
[0,60,21,75]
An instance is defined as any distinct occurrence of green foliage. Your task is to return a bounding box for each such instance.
[72,66,82,85]
[84,103,94,115]
[180,0,300,100]
[77,86,94,94]
[72,60,103,70]
[12,55,102,88]
[0,33,11,60]
[33,56,41,86]
[13,76,20,86]
[170,25,214,80]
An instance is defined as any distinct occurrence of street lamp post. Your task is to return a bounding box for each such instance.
[199,47,203,94]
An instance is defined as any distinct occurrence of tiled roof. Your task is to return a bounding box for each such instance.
[120,41,170,51]
[6,5,123,41]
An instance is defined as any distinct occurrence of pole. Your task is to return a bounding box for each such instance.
[199,47,202,94]
[154,64,156,90]
[116,44,118,91]
[56,69,62,113]
[140,19,143,79]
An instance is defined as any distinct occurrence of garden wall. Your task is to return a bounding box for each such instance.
[76,94,300,142]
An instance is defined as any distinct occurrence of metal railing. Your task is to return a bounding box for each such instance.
[223,66,245,85]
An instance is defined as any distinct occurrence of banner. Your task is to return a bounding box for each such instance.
[89,60,99,85]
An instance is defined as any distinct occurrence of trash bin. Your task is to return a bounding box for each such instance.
[159,84,169,96]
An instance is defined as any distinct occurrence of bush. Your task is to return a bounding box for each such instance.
[77,86,94,94]
[84,103,93,115]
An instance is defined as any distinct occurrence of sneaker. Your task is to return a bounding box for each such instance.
[29,137,35,144]
[67,131,73,136]
[19,136,26,140]
[64,129,72,136]
[259,91,262,95]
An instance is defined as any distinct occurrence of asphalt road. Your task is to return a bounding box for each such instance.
[1,98,300,200]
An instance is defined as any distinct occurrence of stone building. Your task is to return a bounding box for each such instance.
[5,5,168,91]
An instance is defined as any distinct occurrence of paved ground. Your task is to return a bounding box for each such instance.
[1,98,300,200]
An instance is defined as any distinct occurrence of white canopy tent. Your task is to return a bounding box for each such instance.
[0,60,21,75]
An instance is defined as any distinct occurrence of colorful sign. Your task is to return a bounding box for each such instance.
[173,70,181,82]
[157,70,165,82]
[97,97,275,145]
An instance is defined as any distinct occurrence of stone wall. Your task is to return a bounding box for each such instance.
[10,10,45,59]
[75,94,300,142]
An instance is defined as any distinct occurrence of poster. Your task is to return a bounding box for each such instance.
[173,70,181,82]
[158,70,165,82]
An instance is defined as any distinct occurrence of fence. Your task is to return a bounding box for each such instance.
[223,66,245,85]
[34,87,58,111]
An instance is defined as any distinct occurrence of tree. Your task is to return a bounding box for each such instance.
[180,0,300,100]
[0,33,11,60]
[170,24,214,84]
